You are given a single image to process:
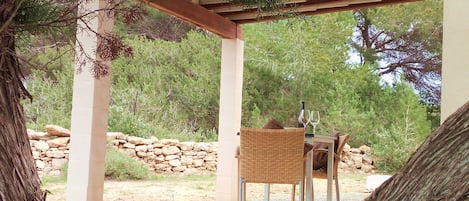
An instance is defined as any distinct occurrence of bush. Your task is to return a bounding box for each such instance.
[107,106,147,137]
[105,148,149,180]
[52,149,148,181]
[372,126,424,173]
[22,47,74,131]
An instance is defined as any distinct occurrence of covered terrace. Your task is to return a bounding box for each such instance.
[65,0,469,200]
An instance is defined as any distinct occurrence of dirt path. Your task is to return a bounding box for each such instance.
[44,173,371,201]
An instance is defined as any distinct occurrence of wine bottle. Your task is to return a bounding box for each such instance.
[297,101,305,127]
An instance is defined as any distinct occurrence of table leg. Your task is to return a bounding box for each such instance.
[327,142,334,201]
[305,138,313,201]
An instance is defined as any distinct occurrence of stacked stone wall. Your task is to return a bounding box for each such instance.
[28,125,375,176]
[108,133,217,173]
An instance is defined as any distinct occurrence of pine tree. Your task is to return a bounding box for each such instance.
[0,0,142,199]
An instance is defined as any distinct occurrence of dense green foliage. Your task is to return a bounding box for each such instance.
[22,3,441,172]
[49,148,149,180]
[110,32,221,140]
[22,47,74,129]
[105,148,149,180]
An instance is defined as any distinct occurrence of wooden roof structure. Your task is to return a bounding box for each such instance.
[146,0,419,39]
[66,1,469,201]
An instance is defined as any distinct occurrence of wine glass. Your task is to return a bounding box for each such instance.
[307,110,320,134]
[298,110,307,129]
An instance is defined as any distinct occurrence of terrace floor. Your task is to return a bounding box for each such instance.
[43,172,373,201]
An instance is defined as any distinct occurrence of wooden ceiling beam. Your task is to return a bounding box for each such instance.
[204,0,307,13]
[233,0,419,24]
[220,0,382,21]
[199,0,229,5]
[145,0,240,39]
[299,0,382,12]
[301,0,419,17]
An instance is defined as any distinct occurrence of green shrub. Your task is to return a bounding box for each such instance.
[107,106,147,137]
[171,129,218,142]
[372,126,424,173]
[22,47,74,131]
[46,149,148,181]
[105,148,149,180]
[246,104,269,128]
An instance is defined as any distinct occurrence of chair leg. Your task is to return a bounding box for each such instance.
[244,181,247,201]
[239,178,245,201]
[335,176,340,201]
[264,184,270,201]
[298,180,304,201]
[291,184,296,201]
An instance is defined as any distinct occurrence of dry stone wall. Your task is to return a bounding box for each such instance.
[108,132,218,173]
[340,144,375,173]
[28,125,375,176]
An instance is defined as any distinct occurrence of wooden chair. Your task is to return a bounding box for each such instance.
[312,134,350,201]
[238,127,305,201]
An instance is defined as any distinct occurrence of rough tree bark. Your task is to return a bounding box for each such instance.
[0,1,46,200]
[365,101,469,201]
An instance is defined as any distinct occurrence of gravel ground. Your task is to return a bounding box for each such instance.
[43,172,371,201]
[251,192,369,201]
[248,176,370,201]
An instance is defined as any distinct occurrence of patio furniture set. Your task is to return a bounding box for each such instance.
[237,127,350,201]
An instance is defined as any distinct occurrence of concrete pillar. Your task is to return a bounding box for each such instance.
[441,0,469,123]
[216,38,244,201]
[66,0,114,200]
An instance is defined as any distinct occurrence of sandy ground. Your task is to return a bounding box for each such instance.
[43,173,371,201]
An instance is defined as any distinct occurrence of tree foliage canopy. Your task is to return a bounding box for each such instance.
[351,0,443,104]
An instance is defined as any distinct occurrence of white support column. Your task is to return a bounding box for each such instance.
[216,37,244,201]
[441,0,469,123]
[66,0,114,200]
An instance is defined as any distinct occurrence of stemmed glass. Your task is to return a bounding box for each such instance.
[306,110,320,134]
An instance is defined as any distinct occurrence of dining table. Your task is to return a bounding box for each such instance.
[304,133,336,201]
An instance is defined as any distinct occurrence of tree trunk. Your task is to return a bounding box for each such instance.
[0,3,46,200]
[365,101,469,201]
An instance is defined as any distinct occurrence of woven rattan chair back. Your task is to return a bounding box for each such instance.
[239,127,305,184]
[238,127,305,201]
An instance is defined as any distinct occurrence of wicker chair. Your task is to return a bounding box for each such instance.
[312,134,350,201]
[238,127,305,201]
